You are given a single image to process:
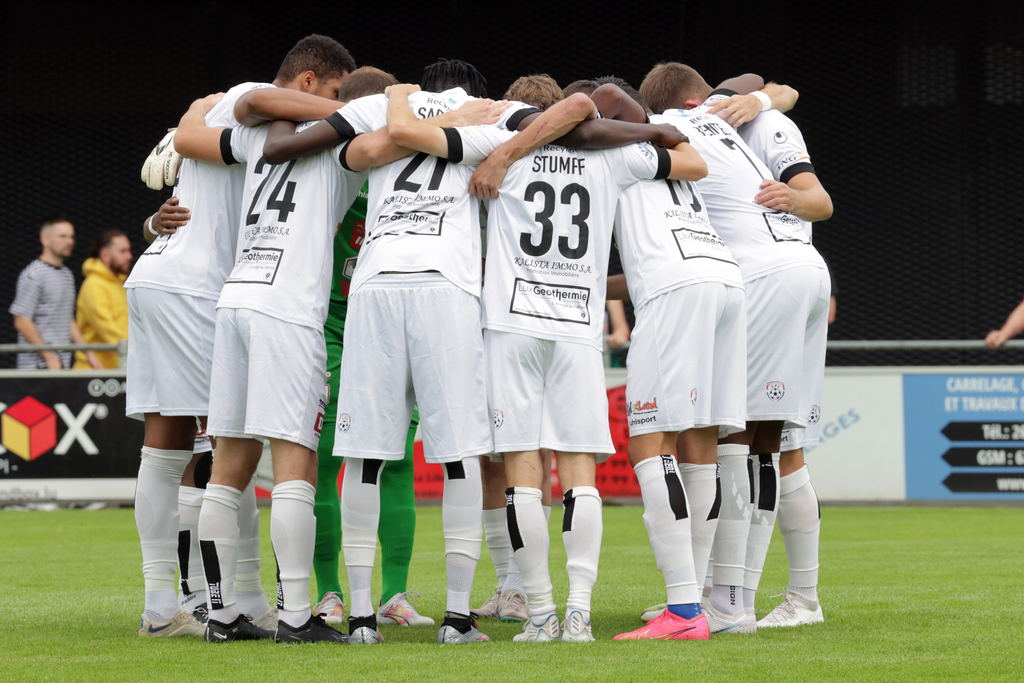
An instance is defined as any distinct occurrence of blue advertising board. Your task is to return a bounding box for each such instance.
[904,373,1024,499]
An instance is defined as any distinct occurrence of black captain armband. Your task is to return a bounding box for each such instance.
[325,111,357,140]
[219,129,237,165]
[339,136,360,172]
[653,146,672,180]
[443,129,463,164]
[709,88,739,98]
[780,162,816,185]
[505,107,542,131]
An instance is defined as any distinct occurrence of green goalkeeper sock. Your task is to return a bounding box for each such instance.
[313,423,344,602]
[379,418,418,605]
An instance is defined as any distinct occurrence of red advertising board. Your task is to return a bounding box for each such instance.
[402,382,641,500]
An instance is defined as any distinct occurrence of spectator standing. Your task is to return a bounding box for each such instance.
[10,217,100,369]
[73,230,132,368]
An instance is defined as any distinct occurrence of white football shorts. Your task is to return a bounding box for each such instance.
[332,273,492,464]
[207,307,327,451]
[745,265,830,428]
[126,287,217,421]
[485,329,615,461]
[780,360,825,451]
[626,282,747,437]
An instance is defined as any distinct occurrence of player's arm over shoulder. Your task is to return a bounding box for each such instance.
[233,87,342,127]
[262,95,390,165]
[173,93,235,165]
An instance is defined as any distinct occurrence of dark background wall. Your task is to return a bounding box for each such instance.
[2,2,1022,366]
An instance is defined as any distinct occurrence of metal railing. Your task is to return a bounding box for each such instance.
[0,339,128,368]
[1,338,1021,372]
[826,340,1024,351]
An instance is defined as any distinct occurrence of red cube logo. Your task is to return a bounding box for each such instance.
[2,396,57,461]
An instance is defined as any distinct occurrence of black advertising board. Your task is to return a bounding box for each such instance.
[0,373,142,481]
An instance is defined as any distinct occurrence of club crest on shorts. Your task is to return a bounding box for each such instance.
[809,405,821,424]
[766,381,785,402]
[493,409,504,429]
[690,388,698,405]
[338,413,351,433]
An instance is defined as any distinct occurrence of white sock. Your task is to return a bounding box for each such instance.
[199,483,243,624]
[503,570,524,594]
[483,508,511,588]
[271,480,316,627]
[443,458,483,616]
[136,447,192,619]
[507,487,555,620]
[342,458,382,618]
[634,456,700,606]
[176,486,207,611]
[743,452,780,609]
[543,506,552,523]
[562,486,603,615]
[235,480,269,618]
[710,444,751,616]
[779,465,820,602]
[743,588,756,611]
[677,462,719,592]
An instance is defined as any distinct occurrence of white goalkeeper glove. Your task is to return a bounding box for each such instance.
[141,128,183,191]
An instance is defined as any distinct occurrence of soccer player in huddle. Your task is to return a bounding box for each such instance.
[172,51,448,642]
[128,34,355,638]
[733,94,831,627]
[254,58,524,644]
[394,73,702,642]
[312,66,436,630]
[639,63,829,634]
[590,80,748,641]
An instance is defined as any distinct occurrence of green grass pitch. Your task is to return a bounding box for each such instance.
[1,506,1022,682]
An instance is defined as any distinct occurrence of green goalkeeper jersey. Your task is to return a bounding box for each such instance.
[326,181,368,337]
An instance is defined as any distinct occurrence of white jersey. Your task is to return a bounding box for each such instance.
[739,109,817,242]
[614,154,743,309]
[450,126,671,349]
[661,95,824,282]
[215,121,366,330]
[126,82,275,300]
[329,89,539,298]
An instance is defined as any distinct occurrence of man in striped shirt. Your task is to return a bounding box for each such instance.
[10,217,100,370]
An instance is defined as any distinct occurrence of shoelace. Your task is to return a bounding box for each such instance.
[765,594,798,621]
[398,590,423,609]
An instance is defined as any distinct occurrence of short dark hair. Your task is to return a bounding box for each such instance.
[420,58,488,99]
[562,79,599,98]
[594,76,652,114]
[338,66,399,102]
[593,75,633,90]
[275,34,356,84]
[88,229,127,259]
[640,62,712,114]
[504,75,563,111]
[39,216,71,234]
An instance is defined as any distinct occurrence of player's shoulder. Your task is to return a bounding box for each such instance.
[496,100,542,131]
[407,88,470,119]
[338,93,388,125]
[206,82,275,128]
[744,108,800,134]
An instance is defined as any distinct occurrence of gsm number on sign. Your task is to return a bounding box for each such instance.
[521,182,591,260]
